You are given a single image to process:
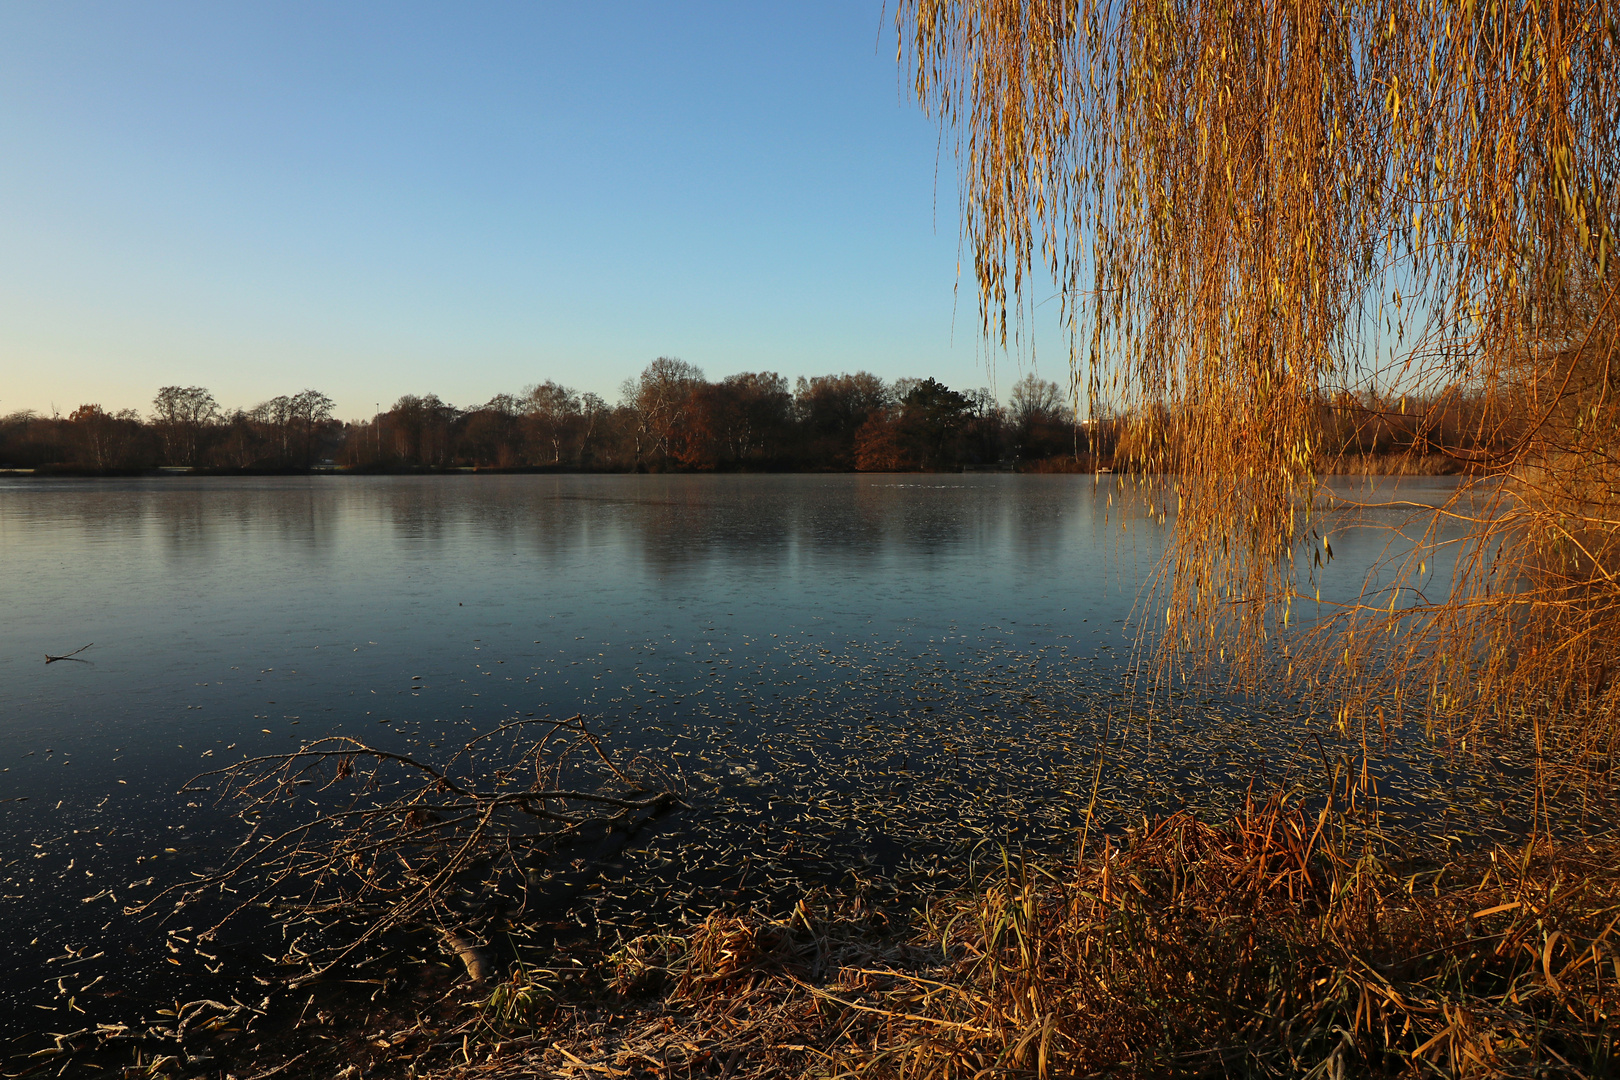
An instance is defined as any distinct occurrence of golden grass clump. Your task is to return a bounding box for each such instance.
[830,798,1619,1078]
[417,798,1618,1080]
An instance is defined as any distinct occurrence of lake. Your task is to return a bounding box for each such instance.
[0,472,1513,1040]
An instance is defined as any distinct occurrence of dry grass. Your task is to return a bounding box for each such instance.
[414,796,1619,1080]
[415,894,902,1080]
[1315,453,1465,476]
[829,800,1619,1079]
[1018,454,1106,474]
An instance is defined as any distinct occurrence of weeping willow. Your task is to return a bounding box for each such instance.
[900,0,1620,755]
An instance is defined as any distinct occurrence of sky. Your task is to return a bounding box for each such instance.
[0,1,1072,422]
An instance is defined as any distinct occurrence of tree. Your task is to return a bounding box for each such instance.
[456,394,523,468]
[287,389,336,467]
[709,372,793,466]
[624,357,705,469]
[386,394,458,467]
[67,404,143,469]
[215,409,264,469]
[1008,374,1062,430]
[960,386,1007,465]
[576,392,610,467]
[251,396,295,460]
[896,377,973,469]
[794,372,891,468]
[522,381,582,466]
[901,0,1620,750]
[151,385,219,466]
[1008,373,1073,461]
[249,389,335,467]
[853,409,904,471]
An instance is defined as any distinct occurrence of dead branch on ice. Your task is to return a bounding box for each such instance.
[126,714,675,986]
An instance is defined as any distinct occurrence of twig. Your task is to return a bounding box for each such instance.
[783,974,993,1035]
[238,1051,308,1080]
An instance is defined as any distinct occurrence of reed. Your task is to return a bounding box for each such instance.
[824,798,1619,1078]
[411,796,1617,1080]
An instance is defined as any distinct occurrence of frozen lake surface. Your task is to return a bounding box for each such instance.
[2,472,1504,1038]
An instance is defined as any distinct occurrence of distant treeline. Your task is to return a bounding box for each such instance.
[0,360,1092,473]
[0,386,340,473]
[0,360,1499,475]
[1118,387,1506,475]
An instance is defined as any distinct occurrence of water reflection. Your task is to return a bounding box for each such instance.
[0,474,1130,761]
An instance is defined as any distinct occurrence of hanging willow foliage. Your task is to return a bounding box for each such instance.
[900,0,1620,752]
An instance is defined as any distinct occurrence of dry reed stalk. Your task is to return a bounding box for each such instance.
[420,897,908,1080]
[826,796,1619,1078]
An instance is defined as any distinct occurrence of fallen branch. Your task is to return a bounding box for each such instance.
[128,715,677,988]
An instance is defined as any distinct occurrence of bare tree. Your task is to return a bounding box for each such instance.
[522,380,582,465]
[287,389,335,466]
[625,357,705,468]
[1008,374,1064,430]
[1008,373,1073,461]
[251,395,295,461]
[151,386,220,466]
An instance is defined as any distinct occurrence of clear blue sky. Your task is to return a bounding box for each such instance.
[0,1,1069,421]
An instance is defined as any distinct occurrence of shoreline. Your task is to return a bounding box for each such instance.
[19,796,1616,1080]
[10,700,1615,1079]
[1,450,1470,479]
